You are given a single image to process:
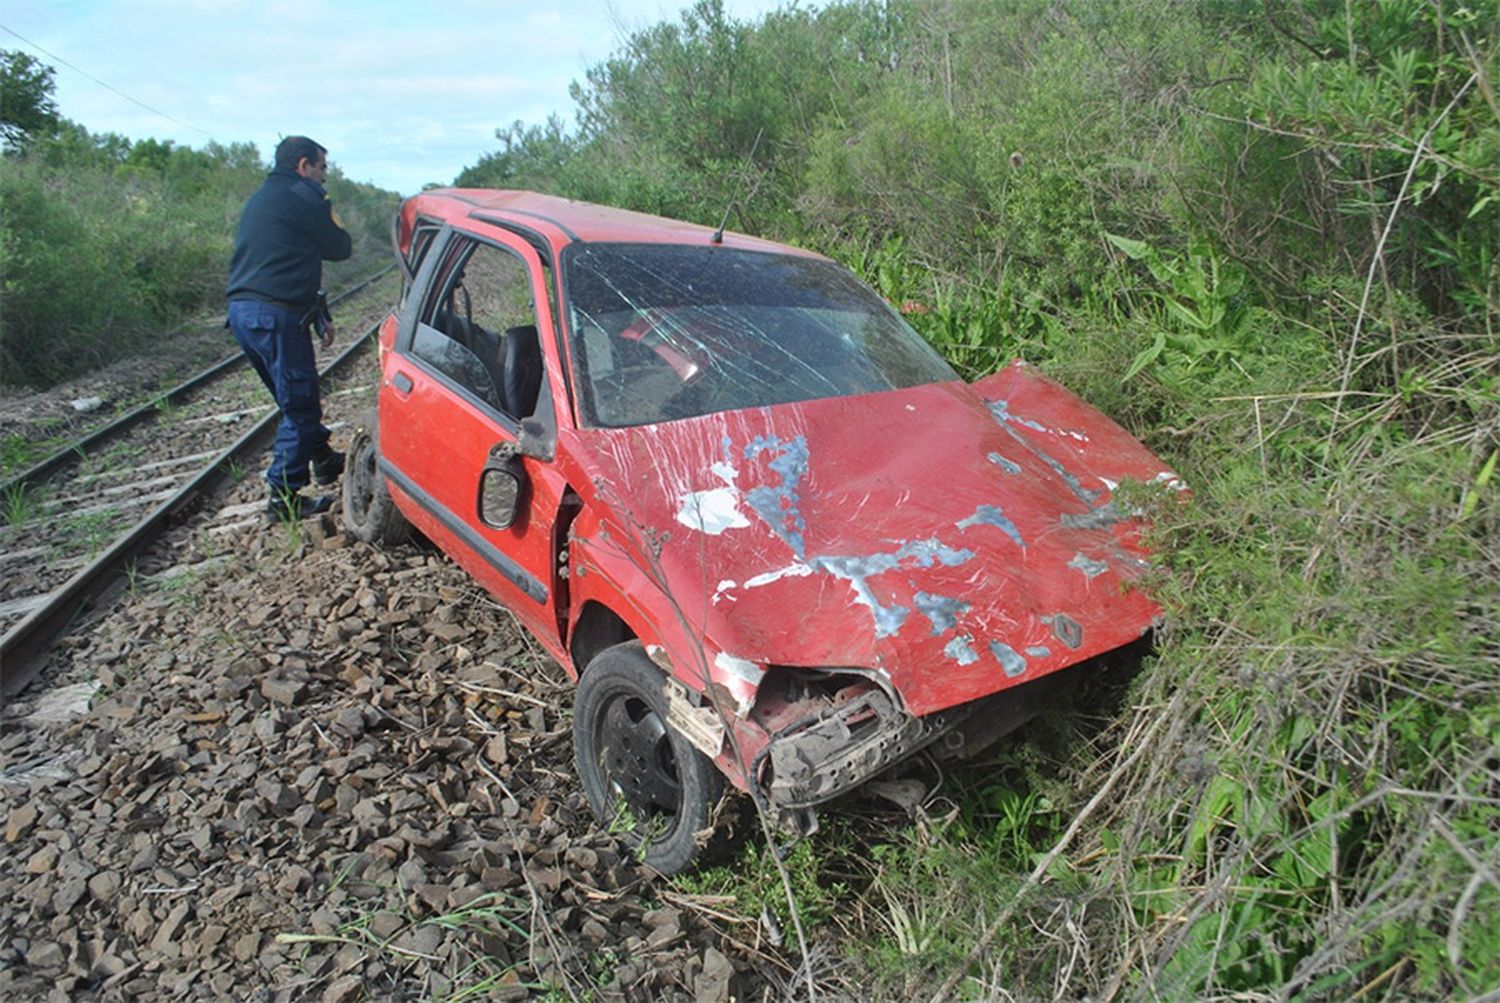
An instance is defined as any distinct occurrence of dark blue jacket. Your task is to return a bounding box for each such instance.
[226,168,352,307]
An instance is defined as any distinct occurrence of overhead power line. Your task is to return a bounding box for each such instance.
[1,23,217,141]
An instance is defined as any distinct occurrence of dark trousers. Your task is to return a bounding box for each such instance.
[227,299,332,493]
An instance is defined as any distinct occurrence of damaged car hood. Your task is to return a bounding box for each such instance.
[571,361,1179,717]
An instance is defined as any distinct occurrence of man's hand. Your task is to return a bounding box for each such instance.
[320,323,336,349]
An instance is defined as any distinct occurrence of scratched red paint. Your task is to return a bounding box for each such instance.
[377,189,1176,815]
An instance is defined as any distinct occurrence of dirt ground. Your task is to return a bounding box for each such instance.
[0,336,795,1001]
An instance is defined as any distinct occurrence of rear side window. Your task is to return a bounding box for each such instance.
[396,220,442,309]
[408,225,439,275]
[408,238,547,421]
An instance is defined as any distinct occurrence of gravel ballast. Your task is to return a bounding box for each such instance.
[1,524,772,1001]
[1,350,781,1000]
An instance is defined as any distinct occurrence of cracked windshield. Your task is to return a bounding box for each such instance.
[565,244,957,426]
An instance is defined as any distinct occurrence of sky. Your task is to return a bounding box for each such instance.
[3,0,794,195]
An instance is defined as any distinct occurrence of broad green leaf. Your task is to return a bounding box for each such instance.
[1105,232,1150,260]
[1459,449,1497,520]
[1122,331,1166,381]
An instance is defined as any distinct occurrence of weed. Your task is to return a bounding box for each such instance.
[277,518,305,555]
[156,565,205,609]
[267,491,307,553]
[677,829,849,933]
[3,481,43,526]
[431,962,538,1003]
[78,441,144,479]
[852,813,1033,996]
[1105,234,1257,383]
[59,509,117,556]
[0,434,41,474]
[277,891,534,1001]
[606,795,639,837]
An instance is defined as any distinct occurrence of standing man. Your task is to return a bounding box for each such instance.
[227,135,352,520]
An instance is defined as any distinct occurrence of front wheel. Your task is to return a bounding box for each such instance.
[573,643,725,875]
[342,408,411,545]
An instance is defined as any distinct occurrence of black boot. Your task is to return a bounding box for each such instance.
[312,450,345,485]
[267,491,334,521]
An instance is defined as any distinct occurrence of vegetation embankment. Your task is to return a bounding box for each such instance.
[459,1,1498,998]
[0,49,398,389]
[0,0,1494,997]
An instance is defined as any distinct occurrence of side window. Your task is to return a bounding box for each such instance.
[411,238,546,421]
[408,225,439,275]
[397,221,441,309]
[464,243,535,336]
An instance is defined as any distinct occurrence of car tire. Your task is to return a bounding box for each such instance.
[342,408,411,545]
[574,642,726,875]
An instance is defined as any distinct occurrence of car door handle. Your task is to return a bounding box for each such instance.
[390,371,414,394]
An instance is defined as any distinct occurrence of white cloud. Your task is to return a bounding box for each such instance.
[4,0,797,194]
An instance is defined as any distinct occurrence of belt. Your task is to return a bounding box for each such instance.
[230,294,315,313]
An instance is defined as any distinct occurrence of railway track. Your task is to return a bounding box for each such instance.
[0,274,395,701]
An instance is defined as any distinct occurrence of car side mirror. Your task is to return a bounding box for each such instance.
[478,452,529,530]
[516,417,553,461]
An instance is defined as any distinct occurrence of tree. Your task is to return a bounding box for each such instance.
[0,49,60,151]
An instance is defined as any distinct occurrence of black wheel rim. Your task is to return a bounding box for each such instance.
[347,433,377,523]
[595,691,682,825]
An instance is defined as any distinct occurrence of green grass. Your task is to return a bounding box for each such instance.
[151,393,182,418]
[677,829,851,934]
[78,441,145,478]
[0,430,75,478]
[854,357,1496,998]
[277,891,536,1001]
[154,562,210,609]
[3,481,45,526]
[58,509,121,557]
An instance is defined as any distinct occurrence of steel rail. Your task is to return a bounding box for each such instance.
[0,265,393,498]
[0,322,379,702]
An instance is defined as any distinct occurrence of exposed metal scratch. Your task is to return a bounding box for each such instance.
[810,539,974,639]
[742,434,809,558]
[988,641,1028,677]
[987,399,1090,442]
[1068,553,1109,579]
[914,592,971,635]
[987,451,1022,474]
[1060,503,1123,530]
[958,504,1024,547]
[945,635,980,666]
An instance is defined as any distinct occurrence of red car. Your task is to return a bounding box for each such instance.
[344,190,1179,873]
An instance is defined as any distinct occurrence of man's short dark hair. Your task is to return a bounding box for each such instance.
[274,136,327,171]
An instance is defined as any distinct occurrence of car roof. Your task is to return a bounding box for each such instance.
[402,188,821,259]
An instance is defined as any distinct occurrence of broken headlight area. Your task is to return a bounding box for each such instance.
[747,664,1085,830]
[748,668,966,814]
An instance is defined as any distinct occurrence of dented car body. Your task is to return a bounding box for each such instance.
[353,190,1177,872]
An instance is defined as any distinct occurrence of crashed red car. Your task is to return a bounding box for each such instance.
[344,189,1179,873]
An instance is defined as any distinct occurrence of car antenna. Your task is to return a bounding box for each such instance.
[710,127,765,245]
